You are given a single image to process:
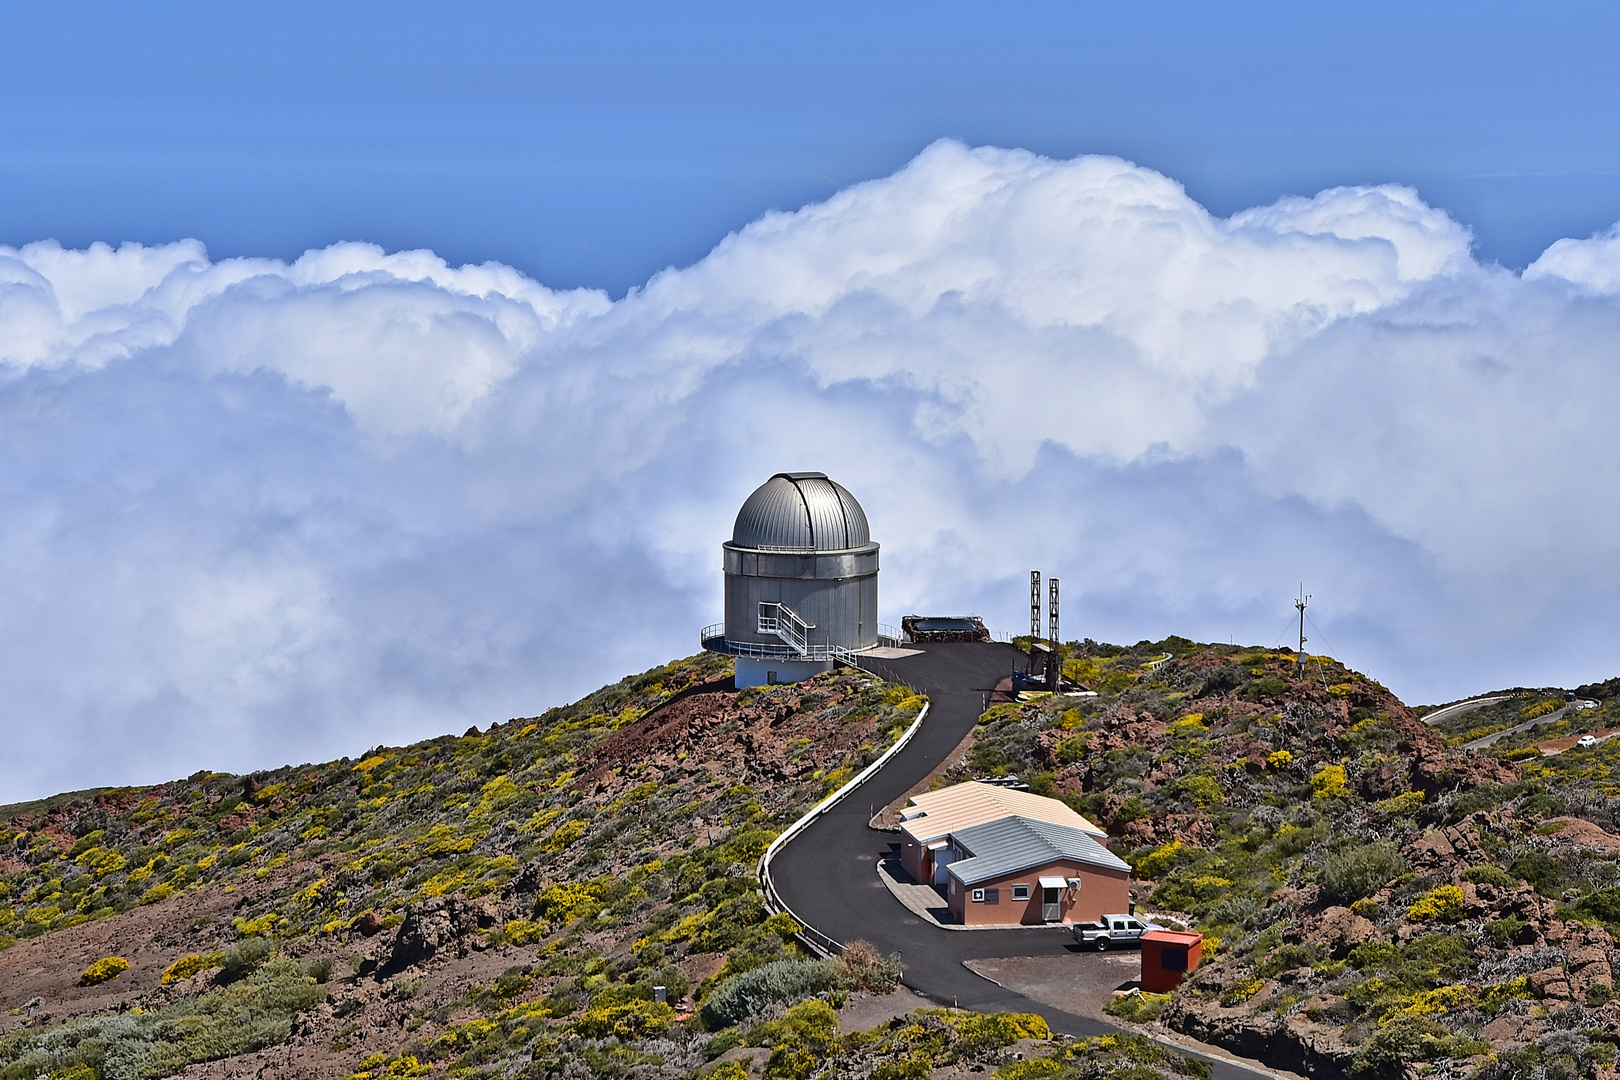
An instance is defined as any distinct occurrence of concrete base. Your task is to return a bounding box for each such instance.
[735,655,832,688]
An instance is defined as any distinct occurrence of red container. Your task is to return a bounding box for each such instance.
[1139,930,1203,993]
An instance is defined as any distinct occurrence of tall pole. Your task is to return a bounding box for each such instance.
[1047,578,1061,690]
[1030,571,1041,641]
[1295,584,1310,680]
[1049,578,1060,648]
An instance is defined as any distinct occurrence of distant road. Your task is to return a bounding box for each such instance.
[1460,702,1590,750]
[768,642,1276,1080]
[1419,695,1511,727]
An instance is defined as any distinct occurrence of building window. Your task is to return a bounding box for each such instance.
[1011,885,1030,901]
[1162,948,1188,971]
[766,671,777,685]
[971,889,985,903]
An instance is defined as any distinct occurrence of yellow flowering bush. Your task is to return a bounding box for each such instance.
[541,819,587,854]
[80,956,129,986]
[1168,714,1207,736]
[1396,984,1471,1019]
[1311,764,1350,800]
[1373,790,1425,817]
[162,951,225,984]
[1407,885,1466,922]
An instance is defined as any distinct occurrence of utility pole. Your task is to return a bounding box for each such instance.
[1295,584,1310,680]
[1047,578,1061,691]
[1030,571,1042,641]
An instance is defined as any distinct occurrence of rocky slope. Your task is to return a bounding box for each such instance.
[963,639,1620,1079]
[0,654,962,1079]
[7,637,1617,1080]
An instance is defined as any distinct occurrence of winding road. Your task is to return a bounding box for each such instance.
[768,642,1274,1080]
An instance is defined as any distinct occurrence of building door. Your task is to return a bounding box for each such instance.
[1041,887,1061,922]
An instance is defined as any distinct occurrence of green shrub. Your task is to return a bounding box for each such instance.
[1349,1013,1487,1074]
[699,958,837,1028]
[221,937,274,979]
[1509,852,1564,894]
[0,957,323,1077]
[1258,943,1315,977]
[1321,841,1406,904]
[1104,991,1171,1022]
[1248,678,1289,700]
[1485,914,1528,947]
[1460,865,1515,889]
[1575,886,1620,922]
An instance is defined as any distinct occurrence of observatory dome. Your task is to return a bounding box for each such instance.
[704,470,882,687]
[731,472,871,551]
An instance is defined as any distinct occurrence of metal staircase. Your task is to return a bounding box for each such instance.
[758,602,813,655]
[700,604,864,665]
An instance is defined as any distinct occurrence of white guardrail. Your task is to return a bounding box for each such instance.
[757,700,930,957]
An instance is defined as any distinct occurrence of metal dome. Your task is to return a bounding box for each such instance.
[731,472,872,552]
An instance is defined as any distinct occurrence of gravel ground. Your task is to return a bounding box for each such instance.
[964,951,1144,1020]
[838,987,939,1031]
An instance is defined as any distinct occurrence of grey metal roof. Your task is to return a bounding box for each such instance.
[946,815,1132,886]
[731,472,872,551]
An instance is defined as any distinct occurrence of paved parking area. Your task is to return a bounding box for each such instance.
[965,952,1143,1020]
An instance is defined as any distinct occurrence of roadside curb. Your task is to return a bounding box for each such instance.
[758,699,931,957]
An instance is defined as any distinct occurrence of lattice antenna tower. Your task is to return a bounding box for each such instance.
[1295,584,1311,680]
[1049,578,1060,647]
[1030,571,1042,641]
[1047,578,1061,690]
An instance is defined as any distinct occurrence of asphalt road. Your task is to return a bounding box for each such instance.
[1461,703,1585,750]
[1419,695,1510,727]
[768,642,1274,1080]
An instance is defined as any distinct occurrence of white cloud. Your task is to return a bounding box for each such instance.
[1,138,1619,800]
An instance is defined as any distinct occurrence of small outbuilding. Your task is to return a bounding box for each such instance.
[942,815,1132,927]
[1139,930,1204,993]
[898,780,1107,887]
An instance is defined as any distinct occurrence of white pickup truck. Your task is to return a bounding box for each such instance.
[1073,914,1161,950]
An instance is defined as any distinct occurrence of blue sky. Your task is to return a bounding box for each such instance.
[5,3,1620,799]
[5,2,1620,293]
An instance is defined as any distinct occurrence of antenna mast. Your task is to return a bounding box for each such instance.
[1295,584,1310,680]
[1030,571,1042,641]
[1047,578,1060,690]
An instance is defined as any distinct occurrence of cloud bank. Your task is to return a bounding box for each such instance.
[3,139,1620,800]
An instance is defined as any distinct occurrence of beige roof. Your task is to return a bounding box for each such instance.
[899,780,1107,843]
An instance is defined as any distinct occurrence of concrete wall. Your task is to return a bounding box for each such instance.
[946,860,1131,927]
[734,656,832,689]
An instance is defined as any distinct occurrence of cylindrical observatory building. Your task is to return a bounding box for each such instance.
[701,471,880,688]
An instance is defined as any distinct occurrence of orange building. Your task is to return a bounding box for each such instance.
[943,815,1132,927]
[1139,930,1203,992]
[898,780,1107,887]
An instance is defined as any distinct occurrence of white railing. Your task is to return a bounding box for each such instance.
[757,702,931,957]
[701,624,862,665]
